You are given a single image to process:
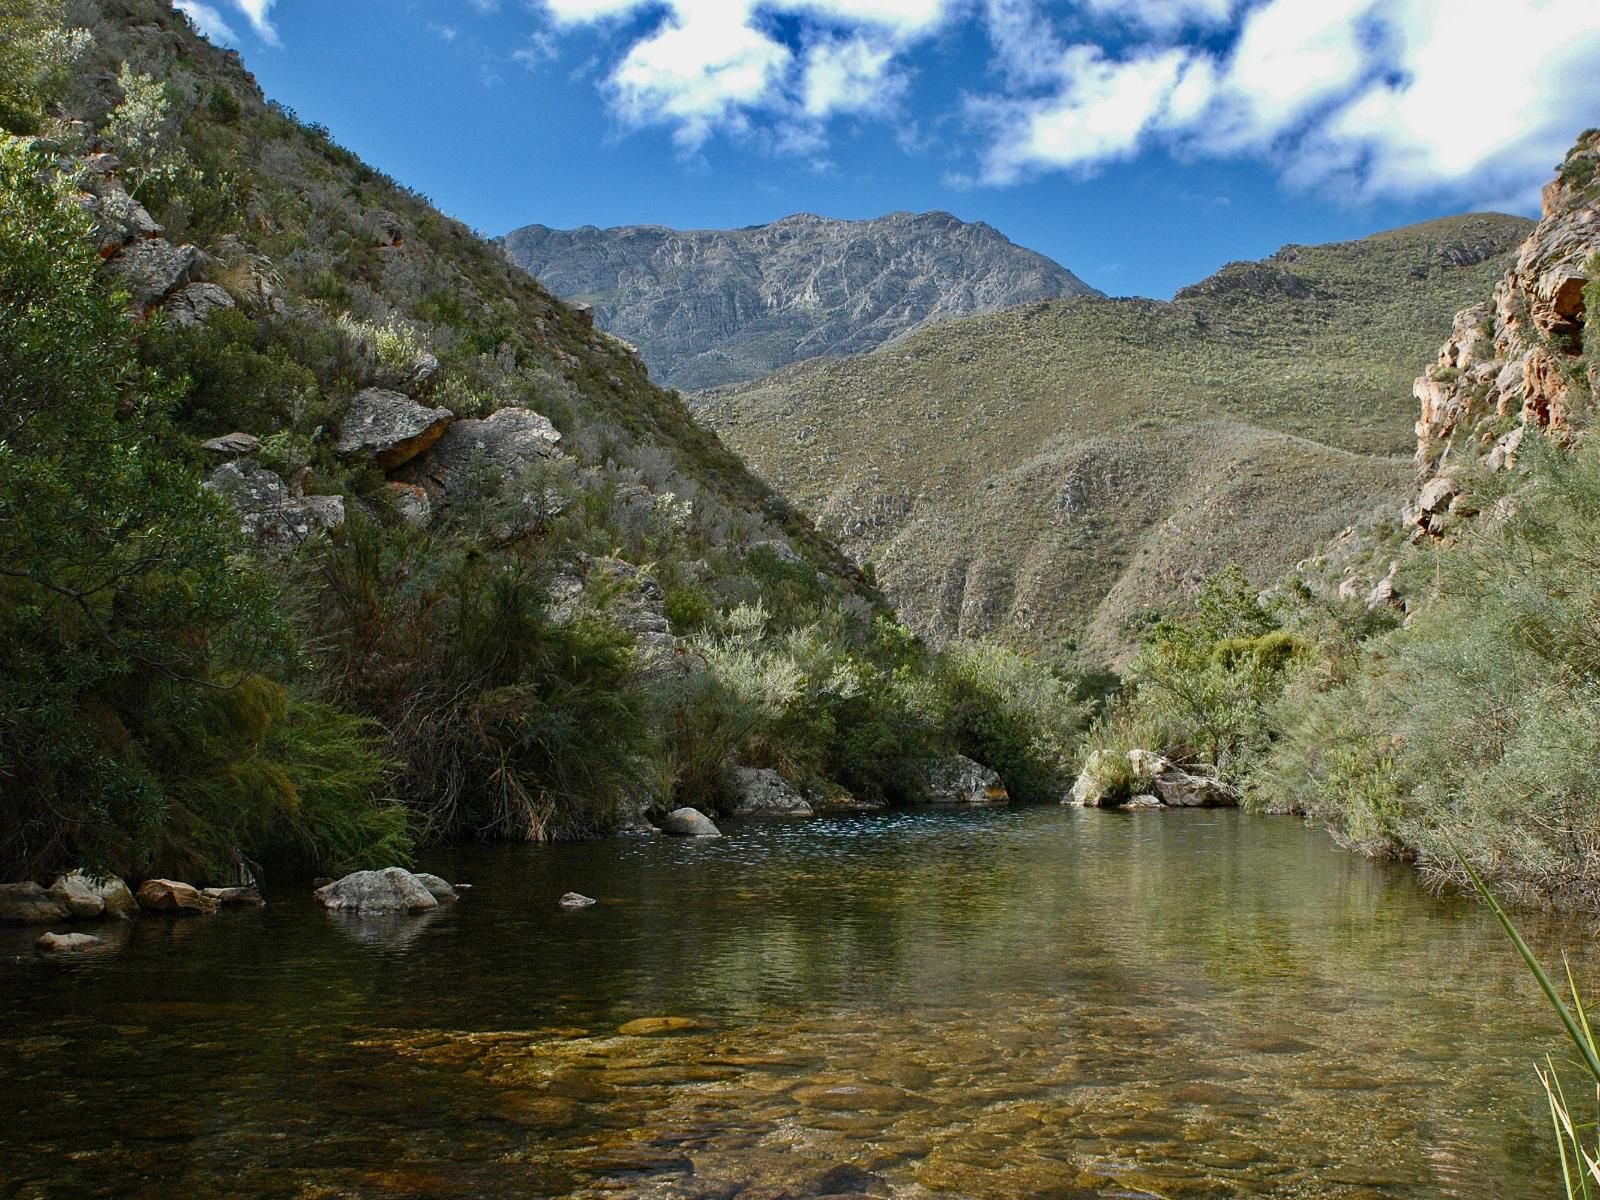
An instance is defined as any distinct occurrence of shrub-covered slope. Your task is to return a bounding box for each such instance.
[0,0,1083,884]
[693,213,1532,663]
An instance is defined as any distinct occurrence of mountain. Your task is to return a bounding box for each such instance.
[690,213,1533,664]
[499,211,1101,390]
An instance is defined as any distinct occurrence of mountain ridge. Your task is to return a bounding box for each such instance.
[499,209,1101,390]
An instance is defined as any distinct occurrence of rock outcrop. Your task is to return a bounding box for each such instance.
[501,211,1101,389]
[204,460,345,547]
[52,871,138,919]
[728,768,813,816]
[923,755,1010,805]
[334,388,454,469]
[398,407,562,505]
[1071,750,1237,809]
[314,867,440,913]
[1410,129,1599,536]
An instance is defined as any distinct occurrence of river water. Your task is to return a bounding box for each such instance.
[1,807,1590,1198]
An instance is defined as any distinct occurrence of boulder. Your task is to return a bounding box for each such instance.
[1150,767,1238,808]
[201,431,260,459]
[136,879,220,915]
[412,873,459,902]
[924,755,1009,805]
[50,871,138,919]
[334,388,454,469]
[201,886,264,907]
[658,807,722,837]
[400,407,562,504]
[385,481,432,526]
[204,460,346,547]
[1417,475,1461,516]
[36,932,105,956]
[109,237,200,310]
[559,892,597,908]
[164,282,235,328]
[728,767,813,816]
[0,882,73,925]
[1071,749,1237,809]
[315,867,439,913]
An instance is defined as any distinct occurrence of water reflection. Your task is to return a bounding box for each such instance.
[0,807,1589,1198]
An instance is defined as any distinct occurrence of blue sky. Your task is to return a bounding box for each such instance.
[176,0,1600,299]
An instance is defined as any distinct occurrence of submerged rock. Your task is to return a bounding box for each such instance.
[618,1016,706,1036]
[658,807,722,837]
[315,868,439,913]
[728,767,813,816]
[0,882,73,926]
[923,755,1009,805]
[412,873,459,902]
[201,886,264,907]
[136,879,220,915]
[36,932,106,956]
[559,892,597,908]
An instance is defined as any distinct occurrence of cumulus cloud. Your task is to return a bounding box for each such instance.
[539,0,953,148]
[970,0,1600,207]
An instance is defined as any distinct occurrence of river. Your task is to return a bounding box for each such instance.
[1,807,1588,1198]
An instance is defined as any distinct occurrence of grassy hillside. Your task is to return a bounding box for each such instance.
[694,214,1531,663]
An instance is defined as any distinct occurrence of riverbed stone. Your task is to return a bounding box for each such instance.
[36,931,105,956]
[136,879,219,915]
[791,1083,911,1112]
[315,867,439,913]
[412,873,459,902]
[560,892,597,908]
[729,767,813,816]
[659,807,721,837]
[201,886,265,906]
[923,755,1009,805]
[618,1016,707,1036]
[51,870,138,919]
[0,882,73,925]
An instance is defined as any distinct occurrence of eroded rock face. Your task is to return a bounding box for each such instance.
[334,388,454,469]
[658,808,722,837]
[923,755,1010,805]
[728,768,813,817]
[0,882,72,925]
[136,879,220,915]
[1410,129,1599,536]
[109,237,200,311]
[204,460,346,547]
[550,555,695,679]
[315,868,439,913]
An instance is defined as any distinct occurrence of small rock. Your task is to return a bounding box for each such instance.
[135,879,220,915]
[658,807,721,837]
[0,882,73,926]
[36,932,105,956]
[164,282,235,328]
[559,892,597,908]
[791,1083,911,1112]
[923,755,1009,805]
[728,767,813,816]
[201,431,261,458]
[618,1016,705,1036]
[314,868,438,913]
[386,481,431,526]
[200,886,264,907]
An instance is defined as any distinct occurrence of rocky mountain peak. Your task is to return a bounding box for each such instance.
[498,210,1101,390]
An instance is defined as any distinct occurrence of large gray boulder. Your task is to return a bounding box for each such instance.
[109,237,200,310]
[0,882,72,925]
[315,868,439,913]
[205,460,346,547]
[658,808,722,837]
[334,388,454,469]
[400,407,562,504]
[50,871,138,919]
[728,768,813,816]
[924,755,1009,805]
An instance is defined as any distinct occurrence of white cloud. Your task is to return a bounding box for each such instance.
[968,0,1600,208]
[231,0,279,45]
[539,0,954,149]
[1079,0,1234,34]
[175,0,239,44]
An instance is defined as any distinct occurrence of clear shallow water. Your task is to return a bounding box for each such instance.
[1,807,1592,1199]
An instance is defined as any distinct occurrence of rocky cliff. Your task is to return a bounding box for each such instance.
[1404,129,1600,536]
[499,212,1101,390]
[691,214,1532,663]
